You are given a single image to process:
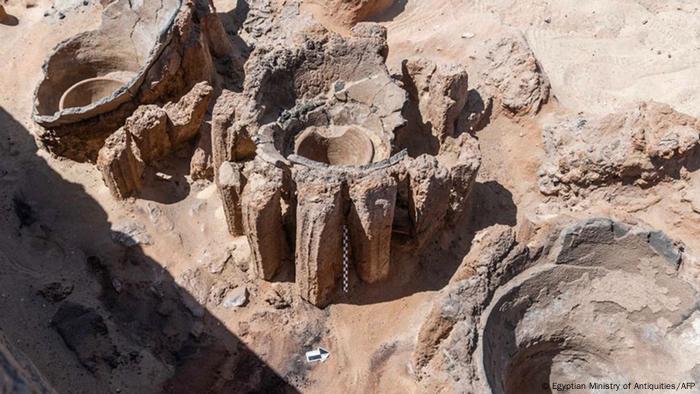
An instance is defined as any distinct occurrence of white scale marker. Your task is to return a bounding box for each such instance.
[305,347,330,363]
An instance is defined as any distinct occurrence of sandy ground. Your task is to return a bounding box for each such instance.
[1,0,700,393]
[381,0,700,117]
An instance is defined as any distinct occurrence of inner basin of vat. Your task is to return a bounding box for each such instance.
[294,125,377,166]
[58,71,136,111]
[480,260,699,394]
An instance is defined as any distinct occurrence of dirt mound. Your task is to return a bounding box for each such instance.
[482,34,550,117]
[539,101,700,196]
[303,0,395,31]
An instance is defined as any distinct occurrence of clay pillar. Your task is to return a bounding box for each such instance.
[447,134,481,220]
[218,161,246,235]
[96,128,145,200]
[211,91,256,180]
[294,171,345,307]
[241,165,288,280]
[211,91,237,177]
[348,172,397,283]
[124,105,171,162]
[407,155,450,248]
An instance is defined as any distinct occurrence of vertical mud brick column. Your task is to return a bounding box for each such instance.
[241,163,288,280]
[347,171,397,283]
[293,170,345,307]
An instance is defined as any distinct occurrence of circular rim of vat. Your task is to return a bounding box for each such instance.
[58,77,126,111]
[293,124,377,166]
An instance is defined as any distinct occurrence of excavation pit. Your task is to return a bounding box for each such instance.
[420,219,700,393]
[478,220,700,393]
[481,265,695,393]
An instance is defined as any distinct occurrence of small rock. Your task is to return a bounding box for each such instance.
[110,222,152,247]
[51,303,116,373]
[155,172,173,181]
[460,32,475,39]
[190,320,204,338]
[178,269,211,303]
[231,237,251,272]
[544,17,551,23]
[208,249,232,274]
[238,321,250,337]
[484,34,550,116]
[37,281,74,302]
[223,287,248,308]
[208,281,232,306]
[145,202,174,231]
[184,302,204,318]
[145,202,162,222]
[177,268,212,317]
[264,288,291,310]
[111,278,123,293]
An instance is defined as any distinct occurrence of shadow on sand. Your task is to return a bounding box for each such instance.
[0,107,299,393]
[339,180,517,306]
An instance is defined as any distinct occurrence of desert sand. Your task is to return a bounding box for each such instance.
[1,0,700,393]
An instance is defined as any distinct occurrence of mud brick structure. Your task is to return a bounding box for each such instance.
[30,3,483,307]
[213,24,481,307]
[31,0,233,199]
[413,219,700,393]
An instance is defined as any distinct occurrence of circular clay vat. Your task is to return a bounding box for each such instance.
[58,77,125,111]
[477,220,700,394]
[294,125,375,165]
[33,0,181,120]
